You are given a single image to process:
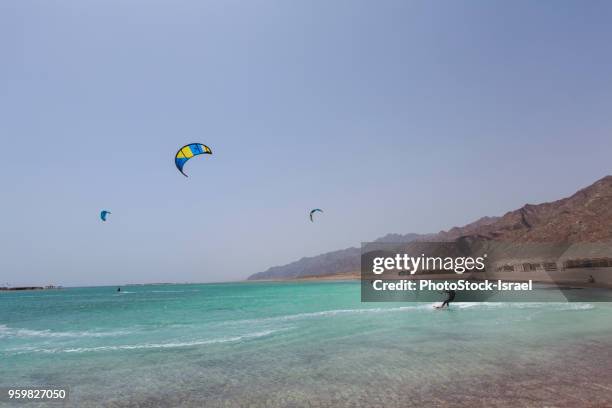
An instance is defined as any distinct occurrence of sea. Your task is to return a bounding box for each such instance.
[2,281,612,407]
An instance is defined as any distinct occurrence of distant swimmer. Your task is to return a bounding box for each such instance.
[435,290,456,309]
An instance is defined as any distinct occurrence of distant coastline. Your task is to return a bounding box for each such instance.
[258,267,612,290]
[247,272,360,282]
[0,285,59,291]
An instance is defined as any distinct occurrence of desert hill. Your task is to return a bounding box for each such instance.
[248,176,612,280]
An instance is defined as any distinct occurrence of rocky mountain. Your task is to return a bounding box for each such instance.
[247,233,425,280]
[433,175,612,242]
[247,176,612,280]
[247,247,362,280]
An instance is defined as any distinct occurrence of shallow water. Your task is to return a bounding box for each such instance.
[1,281,612,407]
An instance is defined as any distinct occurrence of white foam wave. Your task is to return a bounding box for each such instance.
[234,304,437,325]
[0,324,132,339]
[150,290,199,293]
[230,302,596,325]
[8,328,287,354]
[452,302,595,310]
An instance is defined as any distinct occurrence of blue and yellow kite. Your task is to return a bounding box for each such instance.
[175,143,212,177]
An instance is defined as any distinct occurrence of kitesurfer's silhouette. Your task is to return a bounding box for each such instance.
[438,289,455,308]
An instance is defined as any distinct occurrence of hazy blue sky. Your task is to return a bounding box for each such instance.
[1,1,611,286]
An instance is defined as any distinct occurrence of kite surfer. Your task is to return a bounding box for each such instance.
[435,289,456,309]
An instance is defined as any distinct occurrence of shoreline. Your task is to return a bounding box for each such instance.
[247,270,612,289]
[6,271,612,291]
[0,286,59,291]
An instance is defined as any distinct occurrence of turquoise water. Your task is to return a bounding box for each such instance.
[2,281,612,407]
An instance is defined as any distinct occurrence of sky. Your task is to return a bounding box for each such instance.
[1,0,611,286]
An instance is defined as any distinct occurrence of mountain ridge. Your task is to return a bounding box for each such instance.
[247,176,612,280]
